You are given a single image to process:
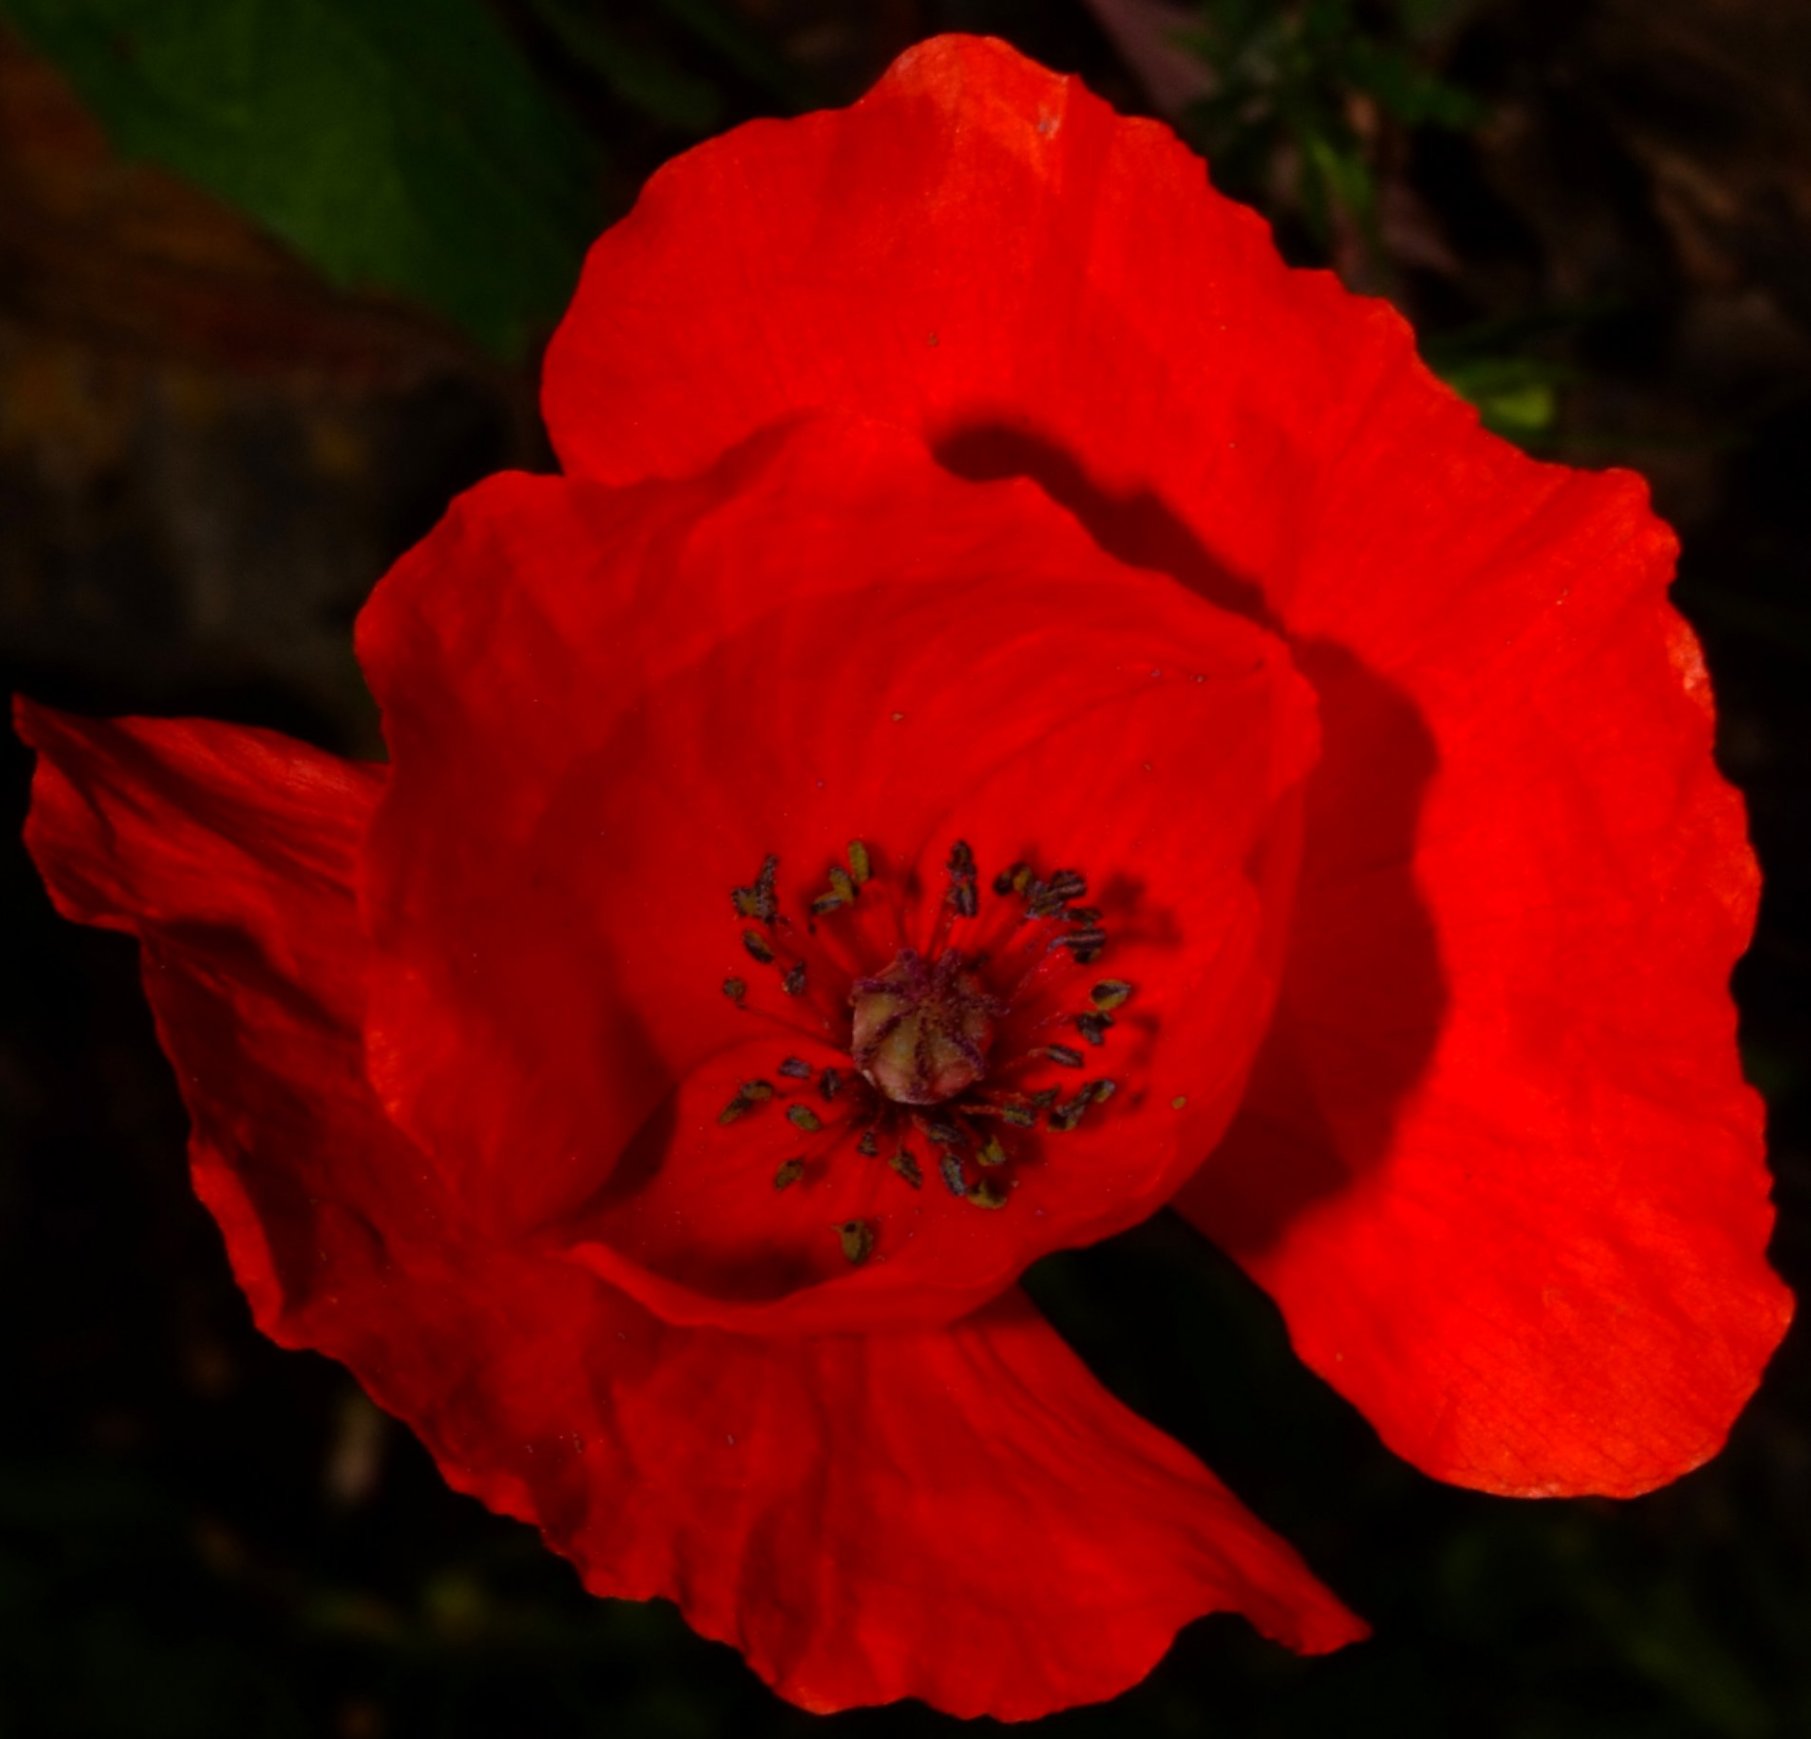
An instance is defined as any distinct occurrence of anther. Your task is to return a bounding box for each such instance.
[992,861,1032,896]
[786,1104,822,1133]
[731,854,780,922]
[778,1057,813,1080]
[773,1158,805,1190]
[838,1220,876,1265]
[1075,1011,1113,1046]
[857,1128,880,1157]
[978,1134,1008,1168]
[782,961,807,996]
[1090,981,1134,1012]
[938,1152,968,1196]
[718,1079,774,1125]
[1051,928,1107,959]
[999,1098,1037,1128]
[1036,1044,1086,1069]
[819,1068,845,1101]
[827,865,856,905]
[890,1150,923,1189]
[809,890,847,917]
[966,1177,1008,1210]
[847,840,872,887]
[743,930,775,965]
[945,839,979,918]
[722,977,747,1005]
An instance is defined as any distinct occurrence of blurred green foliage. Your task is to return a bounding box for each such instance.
[1180,0,1482,252]
[1423,315,1585,446]
[1174,0,1571,439]
[0,0,602,353]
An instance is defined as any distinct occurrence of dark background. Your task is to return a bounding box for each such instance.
[2,2,1807,1735]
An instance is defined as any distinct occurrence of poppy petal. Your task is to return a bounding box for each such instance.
[368,1272,1368,1719]
[538,32,1790,1490]
[357,415,1319,1330]
[13,698,422,1323]
[1178,573,1791,1496]
[15,696,1363,1716]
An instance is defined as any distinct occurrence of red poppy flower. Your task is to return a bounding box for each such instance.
[17,32,1792,1721]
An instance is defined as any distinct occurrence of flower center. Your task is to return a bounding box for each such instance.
[849,949,996,1105]
[716,839,1135,1262]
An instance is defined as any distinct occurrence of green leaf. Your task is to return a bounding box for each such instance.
[0,0,603,355]
[1347,36,1484,129]
[1436,354,1564,443]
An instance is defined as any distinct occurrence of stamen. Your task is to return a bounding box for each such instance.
[718,1079,775,1125]
[731,854,781,922]
[944,838,979,919]
[966,1177,1008,1210]
[838,1220,876,1265]
[1051,927,1107,961]
[1075,1011,1113,1046]
[992,861,1032,896]
[716,840,1135,1220]
[1023,870,1085,920]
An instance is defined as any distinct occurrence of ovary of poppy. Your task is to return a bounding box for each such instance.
[16,30,1792,1721]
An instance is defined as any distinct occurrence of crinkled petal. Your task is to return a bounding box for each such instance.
[14,698,421,1321]
[1178,543,1789,1495]
[14,696,1363,1716]
[538,32,1790,1491]
[357,415,1318,1331]
[414,1278,1367,1719]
